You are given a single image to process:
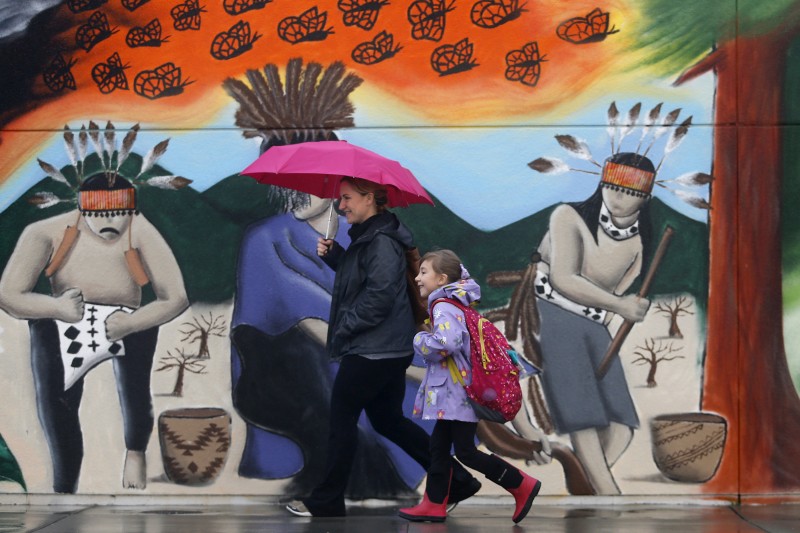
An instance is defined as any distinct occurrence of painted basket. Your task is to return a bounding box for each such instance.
[650,412,727,483]
[158,407,231,486]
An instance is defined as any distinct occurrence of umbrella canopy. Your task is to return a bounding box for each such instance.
[240,140,434,207]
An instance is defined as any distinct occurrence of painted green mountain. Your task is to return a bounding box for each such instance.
[200,173,284,226]
[396,195,709,311]
[0,166,709,310]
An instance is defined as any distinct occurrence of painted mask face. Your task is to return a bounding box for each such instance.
[84,213,132,241]
[337,180,376,225]
[293,194,332,220]
[602,187,649,219]
[415,259,449,299]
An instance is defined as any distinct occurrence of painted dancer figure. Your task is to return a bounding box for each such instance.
[0,131,188,493]
[534,152,653,494]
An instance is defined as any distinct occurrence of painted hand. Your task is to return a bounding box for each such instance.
[618,294,651,322]
[105,310,134,342]
[527,428,553,466]
[56,288,84,323]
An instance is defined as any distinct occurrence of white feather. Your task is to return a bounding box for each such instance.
[146,174,182,189]
[37,159,69,185]
[673,171,712,187]
[138,139,170,177]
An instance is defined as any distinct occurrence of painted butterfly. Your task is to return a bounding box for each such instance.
[91,52,130,93]
[351,30,402,65]
[408,0,455,42]
[126,19,170,47]
[211,21,262,60]
[277,7,334,44]
[505,41,546,87]
[134,62,194,99]
[171,0,206,31]
[470,0,526,29]
[43,53,78,93]
[556,8,618,44]
[122,0,151,11]
[223,0,272,15]
[67,0,108,14]
[338,0,390,31]
[75,11,118,52]
[430,38,477,76]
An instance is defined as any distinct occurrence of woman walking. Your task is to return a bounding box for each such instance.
[286,177,479,517]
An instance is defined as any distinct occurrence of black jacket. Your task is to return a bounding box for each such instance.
[322,211,416,359]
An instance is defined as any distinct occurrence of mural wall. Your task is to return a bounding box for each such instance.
[0,0,798,499]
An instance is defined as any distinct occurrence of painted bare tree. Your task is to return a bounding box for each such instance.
[179,312,227,359]
[632,338,684,388]
[654,296,694,338]
[156,347,207,397]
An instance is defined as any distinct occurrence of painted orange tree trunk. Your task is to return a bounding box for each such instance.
[702,32,800,493]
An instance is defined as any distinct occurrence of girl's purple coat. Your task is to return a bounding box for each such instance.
[412,278,482,422]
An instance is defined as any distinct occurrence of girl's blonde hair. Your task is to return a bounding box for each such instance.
[421,249,463,283]
[341,177,389,212]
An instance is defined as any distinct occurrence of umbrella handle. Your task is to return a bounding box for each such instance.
[324,201,335,240]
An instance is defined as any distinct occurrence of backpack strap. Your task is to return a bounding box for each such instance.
[431,298,492,369]
[431,297,471,314]
[431,298,472,383]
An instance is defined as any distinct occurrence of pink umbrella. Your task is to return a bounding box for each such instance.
[240,140,434,208]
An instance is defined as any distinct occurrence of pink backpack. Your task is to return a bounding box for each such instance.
[432,298,523,422]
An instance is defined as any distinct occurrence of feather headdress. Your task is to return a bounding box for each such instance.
[29,121,192,214]
[530,100,712,210]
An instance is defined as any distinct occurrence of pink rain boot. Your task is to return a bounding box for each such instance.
[507,472,542,523]
[398,492,448,522]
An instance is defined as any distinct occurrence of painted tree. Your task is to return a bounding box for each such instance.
[654,296,694,338]
[179,312,227,359]
[156,347,207,397]
[634,0,800,492]
[632,338,684,388]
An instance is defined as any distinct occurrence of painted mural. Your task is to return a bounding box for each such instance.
[0,0,798,501]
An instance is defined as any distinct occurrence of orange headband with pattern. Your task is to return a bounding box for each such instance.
[601,160,655,195]
[79,188,136,212]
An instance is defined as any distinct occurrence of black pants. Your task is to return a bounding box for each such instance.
[427,420,523,503]
[304,354,470,516]
[29,319,158,493]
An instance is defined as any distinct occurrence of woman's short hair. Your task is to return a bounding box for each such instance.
[341,177,389,211]
[421,249,462,283]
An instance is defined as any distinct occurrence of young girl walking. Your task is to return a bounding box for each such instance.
[398,249,541,524]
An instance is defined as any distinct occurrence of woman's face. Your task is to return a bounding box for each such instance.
[338,180,377,225]
[602,187,649,219]
[415,259,448,299]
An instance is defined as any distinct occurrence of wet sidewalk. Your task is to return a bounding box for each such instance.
[1,501,799,533]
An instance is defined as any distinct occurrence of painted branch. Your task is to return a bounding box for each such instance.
[596,226,675,378]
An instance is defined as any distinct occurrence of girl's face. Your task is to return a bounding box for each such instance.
[338,180,377,225]
[415,259,449,299]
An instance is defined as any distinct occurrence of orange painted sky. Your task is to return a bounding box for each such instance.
[2,0,636,179]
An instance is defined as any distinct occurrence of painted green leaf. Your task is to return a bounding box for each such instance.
[0,432,26,491]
